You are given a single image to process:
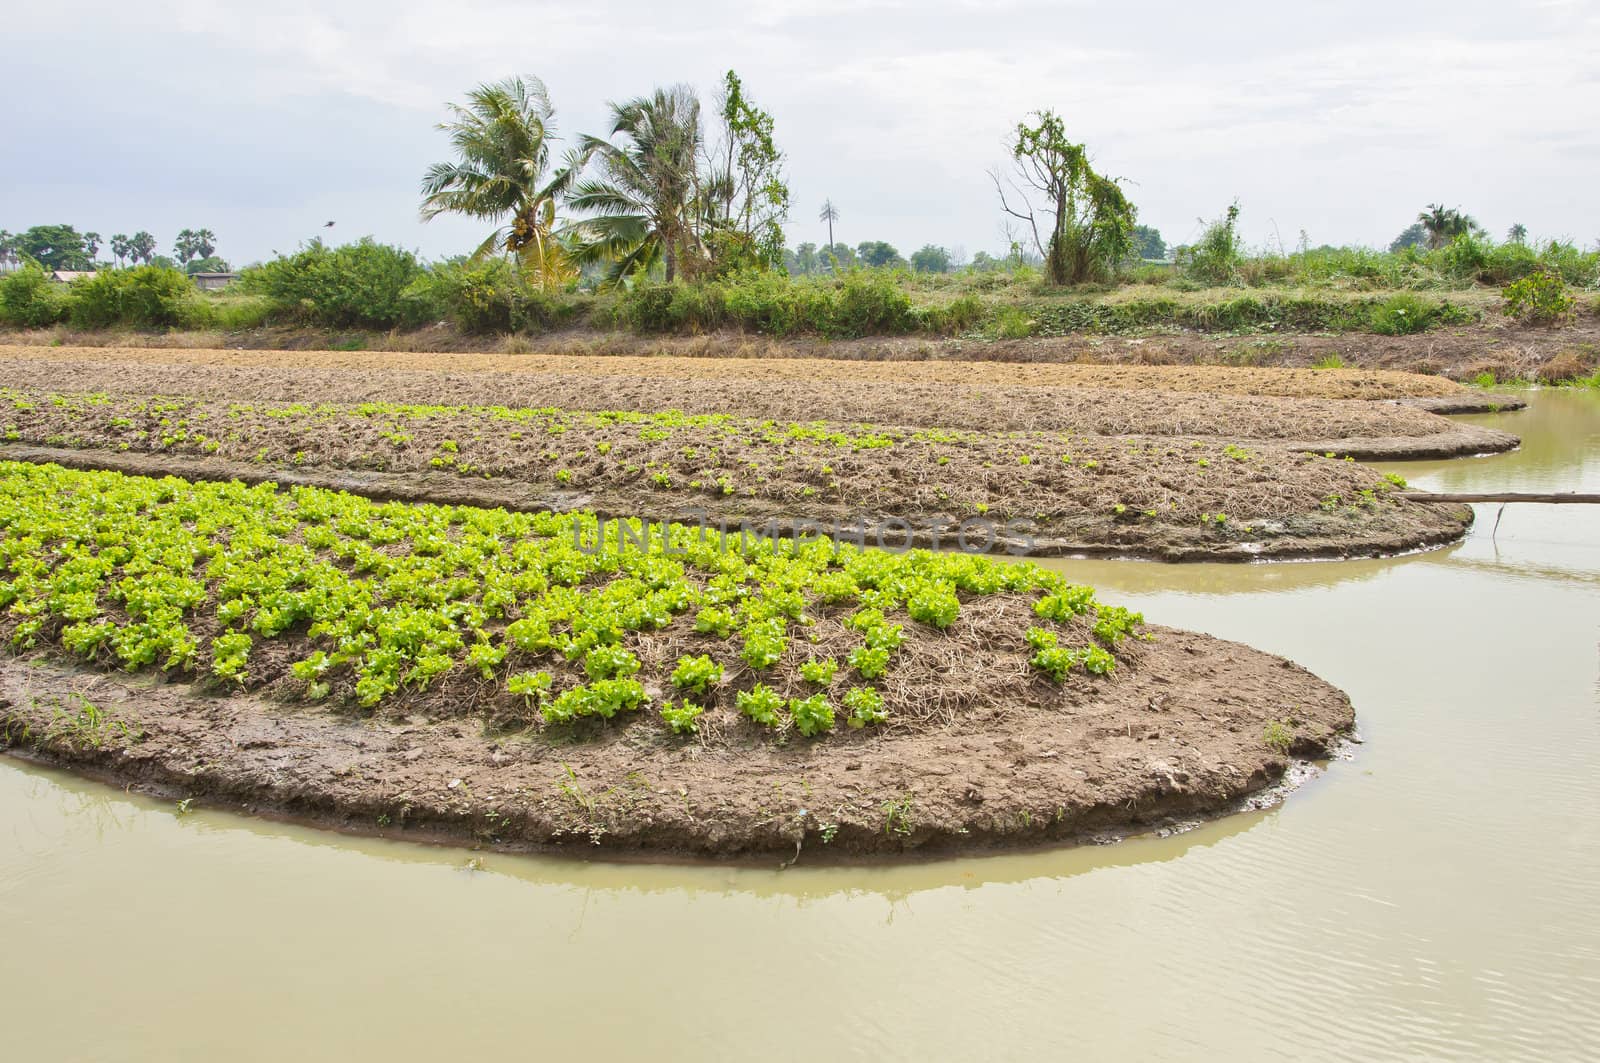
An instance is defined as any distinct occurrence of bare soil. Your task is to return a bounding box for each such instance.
[0,340,1482,398]
[0,350,1519,460]
[0,624,1354,860]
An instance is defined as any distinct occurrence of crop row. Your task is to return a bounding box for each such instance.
[0,461,1143,739]
[0,388,1412,531]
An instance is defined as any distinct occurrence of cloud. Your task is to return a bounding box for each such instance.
[5,0,1597,264]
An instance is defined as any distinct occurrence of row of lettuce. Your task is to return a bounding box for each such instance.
[0,462,1142,738]
[1,239,1590,340]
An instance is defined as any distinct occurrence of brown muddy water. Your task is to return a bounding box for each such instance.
[2,391,1596,1061]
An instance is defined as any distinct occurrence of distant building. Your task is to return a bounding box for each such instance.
[190,272,239,291]
[48,270,96,283]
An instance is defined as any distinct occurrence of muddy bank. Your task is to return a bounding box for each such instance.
[0,351,1520,459]
[0,626,1354,860]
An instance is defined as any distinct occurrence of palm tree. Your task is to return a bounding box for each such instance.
[1418,203,1477,250]
[1507,223,1528,245]
[567,86,703,285]
[420,76,578,290]
[110,234,130,268]
[128,231,156,265]
[127,232,156,264]
[819,199,839,247]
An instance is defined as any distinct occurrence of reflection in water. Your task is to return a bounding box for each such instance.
[0,754,1279,900]
[1,390,1597,1062]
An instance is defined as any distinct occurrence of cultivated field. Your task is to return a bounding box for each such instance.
[1,386,1475,561]
[0,342,1504,855]
[0,346,1518,458]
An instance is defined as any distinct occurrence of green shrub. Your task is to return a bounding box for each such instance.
[1177,202,1244,285]
[992,305,1035,338]
[1501,270,1575,325]
[0,266,66,327]
[67,267,210,329]
[412,258,581,334]
[920,293,984,334]
[722,269,814,334]
[831,269,917,335]
[1369,293,1433,335]
[1263,719,1293,754]
[209,294,272,330]
[611,280,728,333]
[238,239,427,329]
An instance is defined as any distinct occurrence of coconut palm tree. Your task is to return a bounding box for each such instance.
[567,86,704,285]
[420,76,578,290]
[1418,204,1477,250]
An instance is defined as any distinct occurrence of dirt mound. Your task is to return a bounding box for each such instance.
[0,628,1354,860]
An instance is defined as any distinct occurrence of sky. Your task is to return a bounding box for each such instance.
[6,0,1598,268]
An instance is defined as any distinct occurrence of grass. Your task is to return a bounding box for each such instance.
[0,460,1143,737]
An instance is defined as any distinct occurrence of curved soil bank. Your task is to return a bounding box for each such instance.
[0,628,1354,860]
[0,436,1474,563]
[0,354,1520,459]
[1404,393,1533,416]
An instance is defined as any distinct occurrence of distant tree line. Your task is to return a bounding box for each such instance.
[0,224,228,274]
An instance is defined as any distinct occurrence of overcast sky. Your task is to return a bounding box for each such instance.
[7,0,1598,267]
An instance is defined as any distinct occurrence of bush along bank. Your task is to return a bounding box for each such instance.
[6,247,1555,341]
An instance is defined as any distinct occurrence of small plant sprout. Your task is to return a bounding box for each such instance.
[882,794,913,837]
[1263,719,1294,754]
